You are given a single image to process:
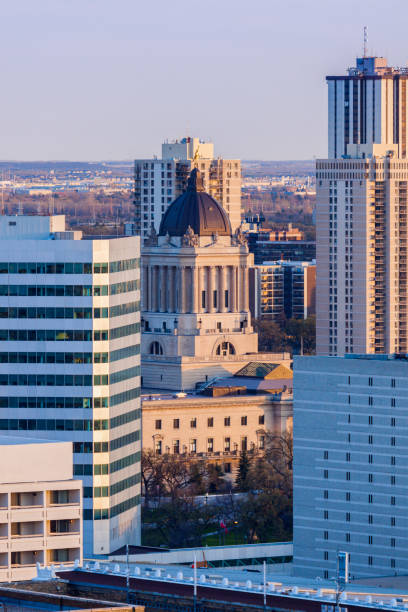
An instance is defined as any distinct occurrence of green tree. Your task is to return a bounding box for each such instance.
[236,449,251,491]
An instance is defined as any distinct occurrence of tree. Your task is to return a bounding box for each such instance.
[236,449,251,491]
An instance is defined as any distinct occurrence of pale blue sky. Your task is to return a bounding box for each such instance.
[1,0,408,161]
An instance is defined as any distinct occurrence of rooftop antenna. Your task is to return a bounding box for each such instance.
[363,26,368,58]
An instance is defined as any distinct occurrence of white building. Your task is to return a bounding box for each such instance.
[293,354,408,579]
[0,215,141,556]
[317,56,408,355]
[0,437,82,582]
[134,137,242,239]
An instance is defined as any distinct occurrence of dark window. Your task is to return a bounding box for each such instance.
[224,417,230,426]
[207,417,214,427]
[155,419,161,430]
[201,291,206,309]
[190,418,197,428]
[258,415,264,425]
[173,418,179,429]
[241,416,247,426]
[213,290,217,308]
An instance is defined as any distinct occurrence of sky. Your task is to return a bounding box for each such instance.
[1,0,408,161]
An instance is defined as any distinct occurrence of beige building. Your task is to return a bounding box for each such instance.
[141,168,266,391]
[142,392,292,475]
[0,437,82,582]
[134,137,242,239]
[317,55,408,355]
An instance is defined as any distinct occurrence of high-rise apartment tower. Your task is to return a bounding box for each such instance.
[134,137,242,240]
[316,56,408,355]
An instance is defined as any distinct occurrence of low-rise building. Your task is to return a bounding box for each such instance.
[0,437,82,582]
[142,387,292,477]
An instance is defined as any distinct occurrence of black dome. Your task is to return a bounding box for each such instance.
[159,168,232,237]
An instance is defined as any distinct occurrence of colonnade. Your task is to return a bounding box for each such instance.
[142,264,249,314]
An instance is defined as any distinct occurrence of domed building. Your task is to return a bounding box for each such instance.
[141,168,258,390]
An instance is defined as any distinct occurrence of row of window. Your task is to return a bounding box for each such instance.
[0,345,140,364]
[155,415,264,430]
[83,494,141,521]
[0,279,139,297]
[0,365,140,386]
[74,451,141,477]
[84,474,141,498]
[0,300,139,319]
[0,259,140,275]
[0,322,140,342]
[73,430,140,454]
[0,388,139,410]
[0,410,140,431]
[157,435,265,455]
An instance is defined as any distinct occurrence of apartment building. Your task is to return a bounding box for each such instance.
[0,437,82,582]
[134,137,242,239]
[0,215,141,555]
[317,55,408,355]
[249,261,316,321]
[293,354,408,579]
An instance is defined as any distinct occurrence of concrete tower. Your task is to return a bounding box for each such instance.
[316,56,408,355]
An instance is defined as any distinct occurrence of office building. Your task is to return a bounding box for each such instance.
[246,232,316,265]
[316,55,408,355]
[0,437,82,582]
[0,215,141,555]
[293,354,408,579]
[134,137,242,239]
[249,261,316,321]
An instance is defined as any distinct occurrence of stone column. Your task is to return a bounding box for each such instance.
[229,266,235,313]
[148,265,154,311]
[194,266,200,313]
[236,265,242,312]
[158,266,164,312]
[219,266,226,313]
[207,266,213,313]
[243,265,249,311]
[177,267,183,313]
[142,265,148,310]
[192,267,198,313]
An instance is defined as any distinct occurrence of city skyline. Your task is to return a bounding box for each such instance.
[1,0,408,161]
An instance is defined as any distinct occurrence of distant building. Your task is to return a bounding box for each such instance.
[0,215,141,556]
[246,230,315,265]
[317,55,408,356]
[0,437,82,582]
[249,261,316,321]
[134,137,242,239]
[293,354,408,579]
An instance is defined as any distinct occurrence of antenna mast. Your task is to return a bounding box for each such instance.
[363,26,368,58]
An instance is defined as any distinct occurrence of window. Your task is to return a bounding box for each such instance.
[216,342,235,356]
[346,492,351,501]
[173,418,179,429]
[368,435,373,444]
[224,437,231,452]
[391,559,396,568]
[155,419,162,430]
[224,290,229,308]
[346,452,350,461]
[224,462,231,473]
[258,415,265,425]
[207,417,214,427]
[324,530,328,540]
[224,417,230,427]
[189,439,197,453]
[391,436,396,446]
[149,341,163,355]
[207,438,214,453]
[391,496,396,506]
[368,556,373,566]
[324,450,329,460]
[346,512,351,522]
[324,551,329,560]
[241,436,247,451]
[391,417,396,426]
[324,490,328,499]
[368,494,373,503]
[368,377,373,386]
[155,440,162,455]
[368,535,373,545]
[368,415,373,425]
[190,418,197,428]
[324,469,329,479]
[391,537,396,548]
[391,516,396,526]
[324,510,328,520]
[173,440,180,454]
[368,514,373,524]
[391,378,396,388]
[391,475,396,485]
[346,471,350,481]
[368,473,373,483]
[241,416,247,426]
[346,533,350,542]
[368,454,373,464]
[213,290,217,308]
[201,291,206,309]
[391,456,396,465]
